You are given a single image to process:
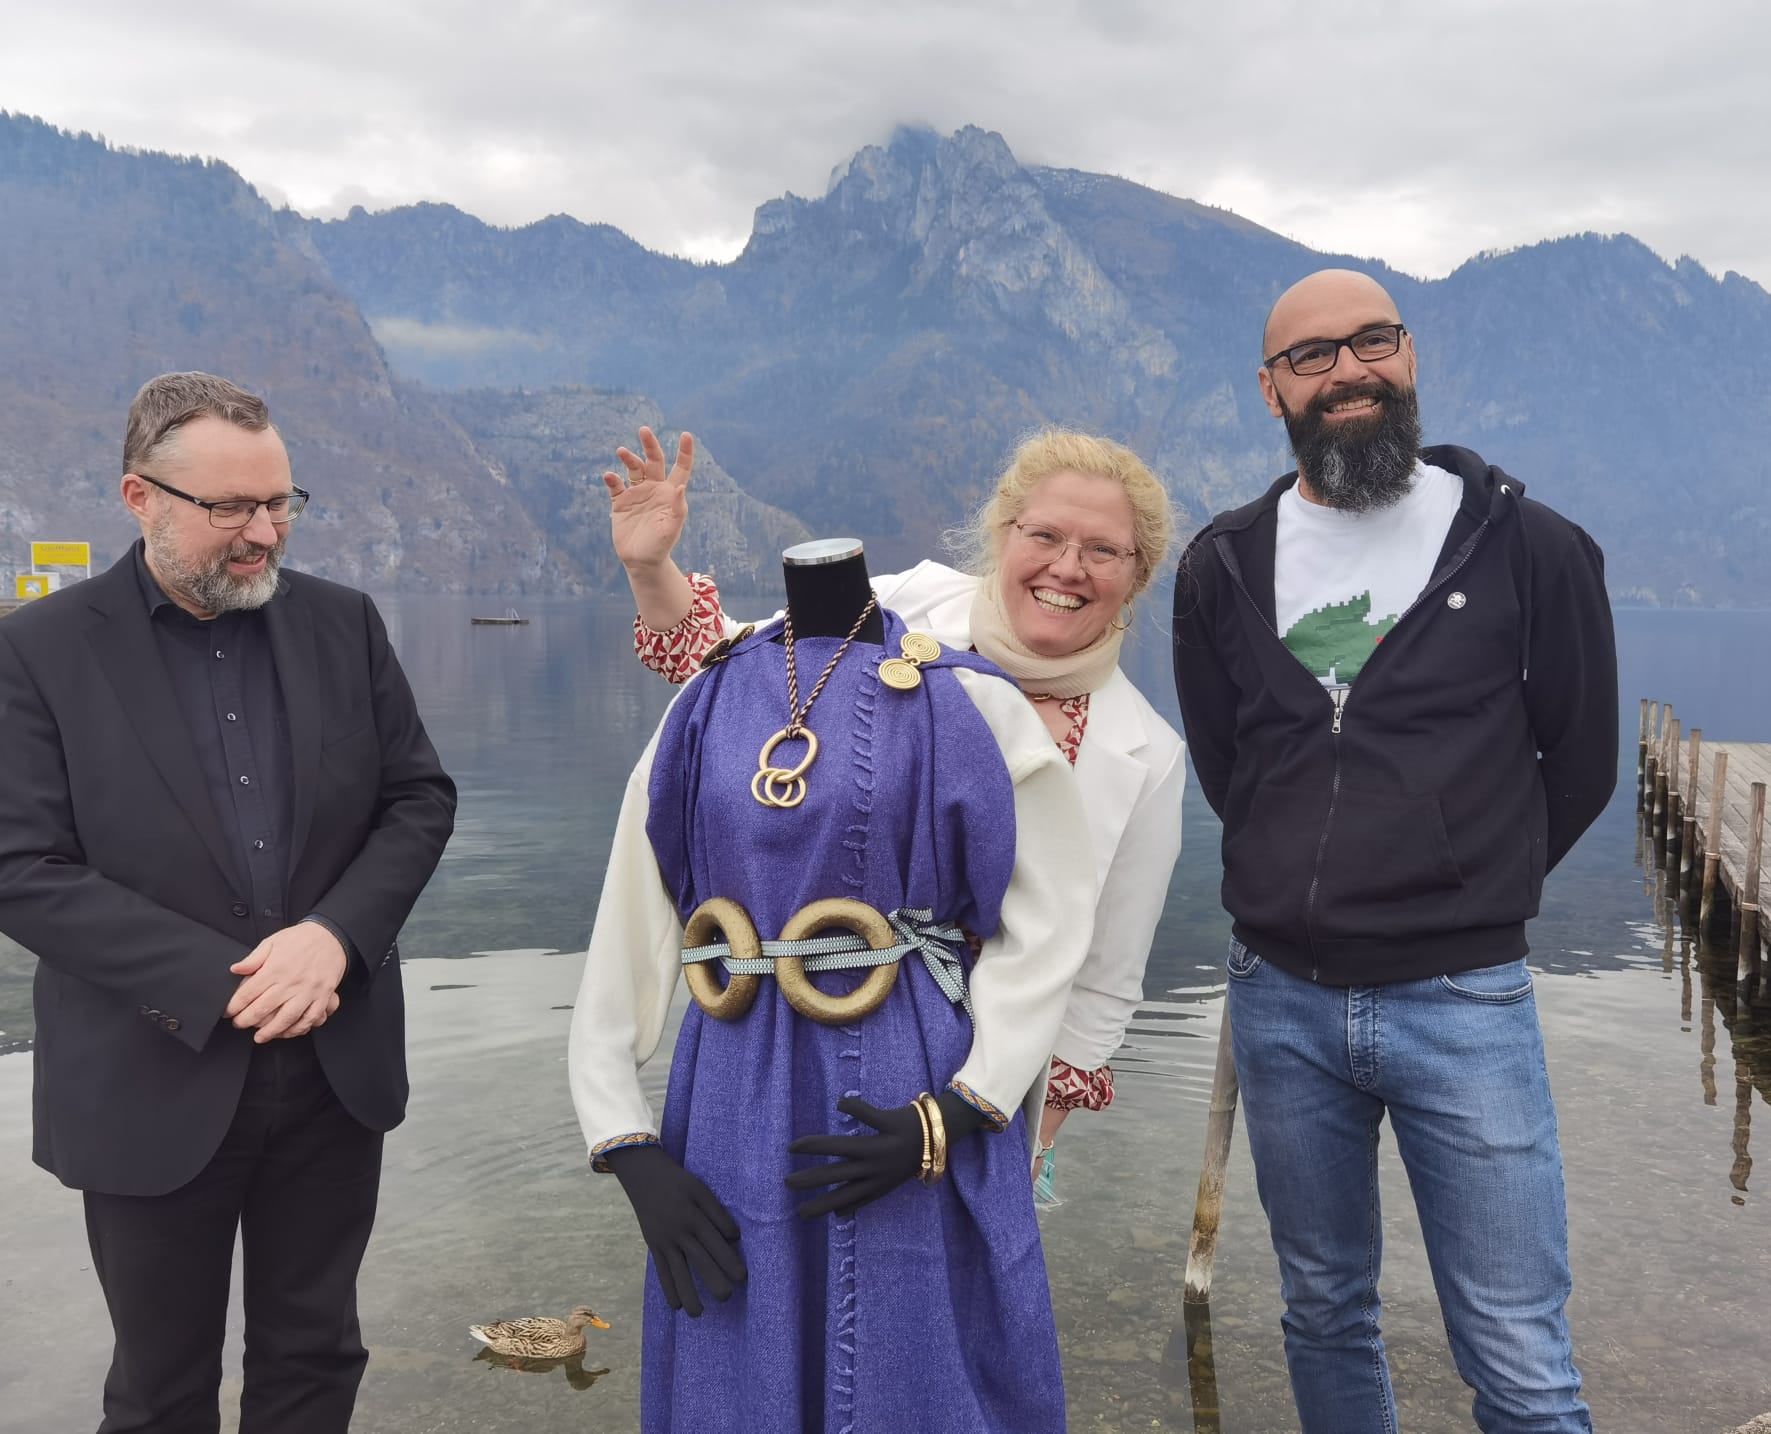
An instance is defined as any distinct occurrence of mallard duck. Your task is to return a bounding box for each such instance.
[467,1305,610,1359]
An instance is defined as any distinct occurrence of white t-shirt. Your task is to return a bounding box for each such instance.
[1274,460,1462,689]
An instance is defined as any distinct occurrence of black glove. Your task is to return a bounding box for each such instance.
[783,1091,989,1219]
[606,1144,747,1317]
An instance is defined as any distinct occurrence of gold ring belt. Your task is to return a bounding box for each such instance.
[681,896,902,1026]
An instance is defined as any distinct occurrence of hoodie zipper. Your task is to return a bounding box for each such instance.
[1299,688,1350,978]
[1215,500,1504,981]
[1297,514,1497,977]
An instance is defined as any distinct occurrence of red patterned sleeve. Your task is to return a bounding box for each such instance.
[633,572,726,685]
[1044,1055,1114,1112]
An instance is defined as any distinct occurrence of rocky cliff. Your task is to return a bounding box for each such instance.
[311,124,1771,604]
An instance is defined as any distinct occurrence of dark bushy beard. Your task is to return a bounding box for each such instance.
[147,509,285,613]
[1282,380,1423,513]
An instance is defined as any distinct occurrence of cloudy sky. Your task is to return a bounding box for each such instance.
[4,0,1766,285]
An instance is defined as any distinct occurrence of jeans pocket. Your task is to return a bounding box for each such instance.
[1226,937,1264,979]
[1438,959,1533,1003]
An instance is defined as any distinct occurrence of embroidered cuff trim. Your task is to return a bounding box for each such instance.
[947,1080,1009,1132]
[589,1131,660,1173]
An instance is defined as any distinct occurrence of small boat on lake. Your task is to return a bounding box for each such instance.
[471,608,530,627]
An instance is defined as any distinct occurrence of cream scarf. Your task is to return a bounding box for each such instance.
[966,575,1125,700]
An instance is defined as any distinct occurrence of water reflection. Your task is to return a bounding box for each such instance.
[1157,1303,1223,1433]
[1634,786,1771,1202]
[471,1346,612,1391]
[3,600,1771,1432]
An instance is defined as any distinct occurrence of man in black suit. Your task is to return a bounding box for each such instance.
[0,372,457,1433]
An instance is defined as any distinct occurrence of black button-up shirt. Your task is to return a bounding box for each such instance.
[133,543,294,947]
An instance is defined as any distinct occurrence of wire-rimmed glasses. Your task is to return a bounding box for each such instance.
[1010,521,1136,573]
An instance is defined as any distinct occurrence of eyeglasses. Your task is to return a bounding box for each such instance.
[1010,522,1136,573]
[1265,323,1407,377]
[135,473,310,528]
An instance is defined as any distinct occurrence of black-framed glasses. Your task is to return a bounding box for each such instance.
[1010,521,1137,573]
[135,473,310,528]
[1265,324,1407,377]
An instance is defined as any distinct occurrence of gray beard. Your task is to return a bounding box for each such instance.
[147,515,284,614]
[1286,383,1423,513]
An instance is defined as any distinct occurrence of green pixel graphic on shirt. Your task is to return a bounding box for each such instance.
[1282,591,1398,683]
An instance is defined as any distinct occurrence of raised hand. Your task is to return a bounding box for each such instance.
[605,426,694,572]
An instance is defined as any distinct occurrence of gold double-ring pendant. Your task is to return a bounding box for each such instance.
[683,897,900,1026]
[751,727,818,809]
[682,897,763,1021]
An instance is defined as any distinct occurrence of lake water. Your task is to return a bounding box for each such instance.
[2,597,1768,1433]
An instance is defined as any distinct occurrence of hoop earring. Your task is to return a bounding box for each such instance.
[1110,602,1134,632]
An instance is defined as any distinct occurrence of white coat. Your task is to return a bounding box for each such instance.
[711,560,1187,1073]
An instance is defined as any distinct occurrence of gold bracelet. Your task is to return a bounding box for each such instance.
[915,1092,948,1185]
[911,1093,933,1183]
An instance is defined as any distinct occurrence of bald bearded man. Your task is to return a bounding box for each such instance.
[1172,270,1615,1433]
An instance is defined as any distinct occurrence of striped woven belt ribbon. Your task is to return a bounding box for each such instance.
[681,905,972,1017]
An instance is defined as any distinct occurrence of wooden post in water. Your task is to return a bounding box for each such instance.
[1636,698,1650,810]
[1682,728,1703,892]
[1651,706,1671,840]
[1701,750,1730,938]
[1645,702,1662,828]
[1741,782,1766,974]
[1184,1010,1241,1306]
[1665,718,1683,870]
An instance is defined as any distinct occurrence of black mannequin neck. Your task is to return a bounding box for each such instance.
[781,548,885,644]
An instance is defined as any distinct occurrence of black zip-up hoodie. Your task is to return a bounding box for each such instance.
[1171,445,1618,985]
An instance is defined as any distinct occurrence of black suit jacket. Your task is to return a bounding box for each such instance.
[0,554,456,1195]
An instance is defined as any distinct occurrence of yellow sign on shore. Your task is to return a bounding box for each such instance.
[31,541,89,566]
[15,574,50,599]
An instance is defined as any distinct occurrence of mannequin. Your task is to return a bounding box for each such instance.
[776,537,886,643]
[571,535,1091,1432]
[609,539,980,1262]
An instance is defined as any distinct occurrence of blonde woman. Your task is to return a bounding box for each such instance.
[608,427,1185,1167]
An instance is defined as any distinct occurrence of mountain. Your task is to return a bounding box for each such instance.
[0,113,564,591]
[0,113,801,596]
[309,125,1771,605]
[4,114,1767,604]
[434,387,809,593]
[1408,238,1771,603]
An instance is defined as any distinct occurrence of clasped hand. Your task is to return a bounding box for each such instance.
[224,923,347,1042]
[783,1096,931,1218]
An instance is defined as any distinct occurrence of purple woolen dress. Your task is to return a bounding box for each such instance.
[641,610,1065,1434]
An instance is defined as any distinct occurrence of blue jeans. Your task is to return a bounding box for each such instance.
[1226,939,1591,1434]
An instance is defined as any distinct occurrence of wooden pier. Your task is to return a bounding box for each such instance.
[1638,698,1768,974]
